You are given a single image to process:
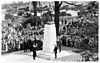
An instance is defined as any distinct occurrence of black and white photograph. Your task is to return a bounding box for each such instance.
[0,0,99,63]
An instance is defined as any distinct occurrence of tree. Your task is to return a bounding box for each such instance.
[32,1,37,16]
[54,1,62,36]
[54,1,82,36]
[22,1,38,27]
[78,1,98,37]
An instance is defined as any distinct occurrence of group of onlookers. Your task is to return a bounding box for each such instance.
[2,18,44,54]
[59,18,98,50]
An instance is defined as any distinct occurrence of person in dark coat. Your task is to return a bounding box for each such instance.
[57,40,62,52]
[32,45,37,60]
[28,39,33,51]
[23,40,27,52]
[37,39,43,50]
[54,45,57,59]
[83,37,89,44]
[82,36,89,49]
[34,38,37,46]
[68,39,71,47]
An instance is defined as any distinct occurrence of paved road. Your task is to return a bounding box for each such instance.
[1,47,82,63]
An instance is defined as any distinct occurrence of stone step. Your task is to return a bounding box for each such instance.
[37,51,54,60]
[29,50,74,60]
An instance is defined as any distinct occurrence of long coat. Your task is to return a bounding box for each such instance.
[54,46,57,53]
[32,46,37,57]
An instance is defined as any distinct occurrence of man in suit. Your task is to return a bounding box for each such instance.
[28,39,33,51]
[32,45,37,60]
[23,40,27,52]
[54,44,57,59]
[57,38,62,52]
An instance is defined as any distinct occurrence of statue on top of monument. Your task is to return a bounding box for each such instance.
[46,5,55,25]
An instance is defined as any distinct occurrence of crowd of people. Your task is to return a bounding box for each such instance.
[2,15,98,54]
[1,14,98,61]
[59,17,98,53]
[2,15,44,54]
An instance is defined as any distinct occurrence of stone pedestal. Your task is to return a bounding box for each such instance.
[43,23,56,53]
[35,23,57,60]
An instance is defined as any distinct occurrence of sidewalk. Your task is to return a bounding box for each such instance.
[1,47,83,63]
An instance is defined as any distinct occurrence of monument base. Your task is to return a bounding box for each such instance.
[43,23,56,53]
[35,50,72,60]
[36,50,55,60]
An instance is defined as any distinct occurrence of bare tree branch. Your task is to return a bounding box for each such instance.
[63,1,83,6]
[59,1,63,8]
